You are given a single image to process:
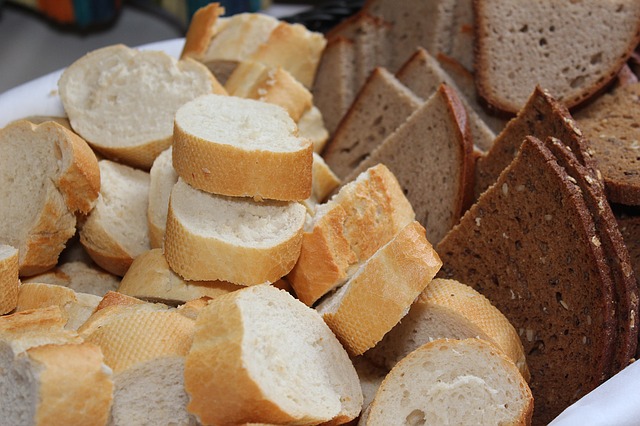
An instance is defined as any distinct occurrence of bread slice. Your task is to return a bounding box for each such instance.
[118,248,238,305]
[297,106,330,153]
[58,44,222,169]
[0,306,81,352]
[366,278,529,380]
[80,160,151,276]
[351,356,387,414]
[0,245,19,315]
[322,67,422,179]
[288,164,415,306]
[0,120,100,276]
[365,339,533,425]
[165,179,306,285]
[474,0,640,114]
[23,261,120,297]
[148,147,177,248]
[449,0,475,71]
[575,82,640,206]
[617,213,640,302]
[173,94,313,201]
[184,285,363,425]
[437,136,617,423]
[342,84,475,245]
[303,153,341,213]
[317,221,442,356]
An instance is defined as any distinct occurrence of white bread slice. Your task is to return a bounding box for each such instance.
[58,44,223,169]
[0,306,81,352]
[298,106,330,153]
[0,120,100,276]
[474,0,640,113]
[80,160,151,277]
[118,248,238,305]
[0,244,19,314]
[302,153,341,213]
[364,339,533,425]
[288,164,415,306]
[316,221,442,356]
[165,179,306,285]
[366,278,530,381]
[23,261,120,297]
[184,285,363,425]
[148,147,177,248]
[173,94,313,201]
[351,356,387,413]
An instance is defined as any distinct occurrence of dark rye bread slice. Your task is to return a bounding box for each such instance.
[474,0,640,114]
[436,136,617,425]
[396,48,496,152]
[574,82,640,206]
[545,137,638,373]
[341,84,474,245]
[616,212,640,303]
[474,86,594,198]
[322,67,422,179]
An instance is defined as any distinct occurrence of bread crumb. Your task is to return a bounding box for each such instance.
[591,236,601,247]
[559,299,569,310]
[567,176,577,185]
[475,217,482,227]
[585,175,594,185]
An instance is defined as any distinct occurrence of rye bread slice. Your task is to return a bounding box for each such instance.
[437,136,617,425]
[575,82,640,206]
[616,212,640,311]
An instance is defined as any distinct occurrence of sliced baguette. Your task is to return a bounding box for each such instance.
[303,153,341,213]
[23,261,120,297]
[0,244,19,314]
[298,106,330,153]
[148,147,178,248]
[0,306,81,352]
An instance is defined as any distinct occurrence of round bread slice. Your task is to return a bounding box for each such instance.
[365,338,533,425]
[23,261,120,297]
[173,94,313,201]
[0,245,19,315]
[58,44,223,169]
[148,147,178,248]
[164,179,306,285]
[184,285,363,425]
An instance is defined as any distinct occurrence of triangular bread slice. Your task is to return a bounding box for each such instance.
[0,245,19,315]
[365,339,533,425]
[437,136,617,424]
[342,84,475,245]
[23,261,121,297]
[148,147,177,249]
[184,285,363,425]
[322,67,421,179]
[474,0,640,113]
[316,221,442,356]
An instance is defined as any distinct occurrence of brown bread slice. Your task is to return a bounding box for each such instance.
[616,213,640,312]
[474,0,640,114]
[437,136,617,424]
[575,82,640,206]
[449,0,475,71]
[322,67,421,179]
[342,84,474,245]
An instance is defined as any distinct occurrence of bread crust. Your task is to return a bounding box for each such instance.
[80,216,135,277]
[181,2,225,61]
[0,245,19,315]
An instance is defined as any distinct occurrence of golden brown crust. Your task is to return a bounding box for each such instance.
[181,3,225,61]
[94,291,145,312]
[0,245,19,315]
[79,219,133,277]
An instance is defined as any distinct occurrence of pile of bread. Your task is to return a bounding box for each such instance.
[2,0,640,425]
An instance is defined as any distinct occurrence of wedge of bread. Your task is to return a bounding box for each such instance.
[303,153,341,213]
[58,44,222,169]
[148,147,177,248]
[165,179,306,285]
[0,245,19,315]
[297,106,330,153]
[0,120,100,276]
[23,261,120,297]
[184,285,363,425]
[173,94,313,201]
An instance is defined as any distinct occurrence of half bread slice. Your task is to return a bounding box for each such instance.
[0,245,19,314]
[148,147,178,248]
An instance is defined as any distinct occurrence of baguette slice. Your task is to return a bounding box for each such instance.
[316,221,442,356]
[80,160,151,276]
[173,94,313,201]
[0,306,81,352]
[23,261,120,297]
[298,106,330,153]
[165,179,306,285]
[58,44,223,169]
[0,245,19,314]
[148,147,178,248]
[303,153,341,213]
[364,339,533,426]
[0,120,100,276]
[184,285,363,425]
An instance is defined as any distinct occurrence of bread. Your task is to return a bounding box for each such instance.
[474,0,640,114]
[184,284,363,425]
[180,2,227,64]
[0,120,100,276]
[449,0,475,71]
[341,84,475,245]
[288,164,415,306]
[0,306,81,352]
[165,179,306,285]
[23,261,120,297]
[322,67,422,179]
[616,212,640,304]
[437,136,618,423]
[0,244,19,314]
[80,160,151,276]
[148,147,177,248]
[364,339,533,425]
[58,44,222,169]
[317,221,442,356]
[303,153,341,212]
[575,82,640,206]
[351,356,387,413]
[173,94,313,201]
[297,106,330,153]
[366,278,530,380]
[118,248,238,305]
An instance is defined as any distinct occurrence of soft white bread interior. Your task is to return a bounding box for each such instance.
[23,260,120,297]
[80,160,151,277]
[0,244,19,314]
[316,221,442,355]
[298,106,330,153]
[147,147,178,248]
[184,285,363,425]
[118,248,238,305]
[0,120,100,276]
[173,94,313,201]
[58,44,223,169]
[164,179,306,285]
[364,339,533,425]
[302,153,341,213]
